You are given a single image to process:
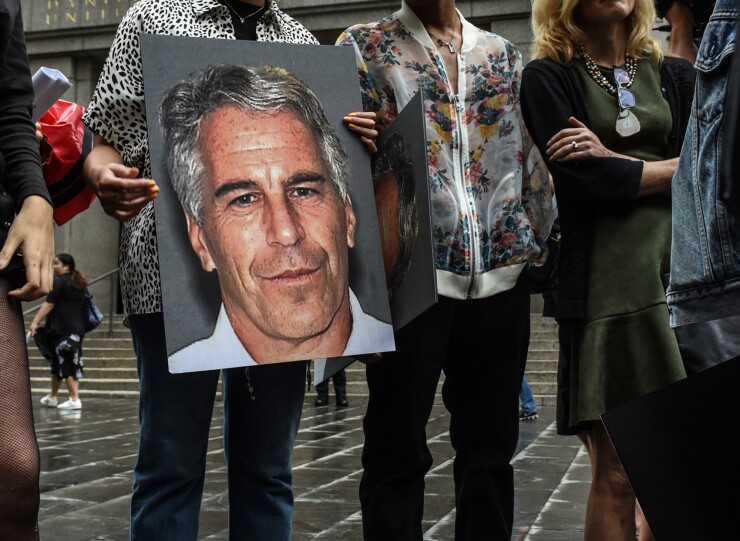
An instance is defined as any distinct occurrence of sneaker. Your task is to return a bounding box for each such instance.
[519,410,538,421]
[40,395,58,407]
[57,399,82,410]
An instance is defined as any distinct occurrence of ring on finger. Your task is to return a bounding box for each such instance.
[571,141,580,152]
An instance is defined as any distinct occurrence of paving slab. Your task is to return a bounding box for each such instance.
[32,397,589,540]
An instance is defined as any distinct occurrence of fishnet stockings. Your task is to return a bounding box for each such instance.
[0,279,40,540]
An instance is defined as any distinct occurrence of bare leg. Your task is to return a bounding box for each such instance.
[49,376,61,399]
[581,421,638,541]
[0,279,41,540]
[636,500,656,541]
[65,377,80,402]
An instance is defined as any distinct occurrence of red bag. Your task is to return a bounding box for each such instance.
[38,100,96,226]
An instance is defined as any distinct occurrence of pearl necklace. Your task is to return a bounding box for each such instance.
[576,43,636,96]
[577,43,640,137]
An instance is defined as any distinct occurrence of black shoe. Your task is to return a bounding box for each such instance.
[336,397,349,407]
[519,410,539,421]
[314,395,329,407]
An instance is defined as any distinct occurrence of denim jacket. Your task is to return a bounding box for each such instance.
[667,0,740,326]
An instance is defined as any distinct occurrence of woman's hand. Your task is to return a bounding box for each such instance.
[546,117,616,162]
[87,162,159,221]
[0,195,55,301]
[344,111,378,155]
[84,138,159,221]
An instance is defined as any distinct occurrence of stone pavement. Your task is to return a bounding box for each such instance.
[34,396,590,540]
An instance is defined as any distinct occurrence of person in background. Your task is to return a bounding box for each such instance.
[314,368,348,407]
[655,0,715,63]
[81,1,377,538]
[519,376,539,421]
[522,0,695,539]
[338,1,554,538]
[0,0,55,538]
[30,253,89,410]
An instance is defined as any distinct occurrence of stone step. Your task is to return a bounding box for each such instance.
[31,387,141,399]
[73,336,136,347]
[23,300,562,399]
[30,366,137,378]
[527,381,558,395]
[526,349,561,360]
[524,359,558,371]
[27,328,134,340]
[29,356,136,368]
[523,370,557,383]
[529,330,559,341]
[530,322,558,332]
[528,339,559,350]
[30,376,140,391]
[44,346,137,358]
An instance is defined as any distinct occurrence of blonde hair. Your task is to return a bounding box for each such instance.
[531,0,663,64]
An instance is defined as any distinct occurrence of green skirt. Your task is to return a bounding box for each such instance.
[563,196,686,432]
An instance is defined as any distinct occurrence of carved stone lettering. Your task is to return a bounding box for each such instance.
[38,0,130,30]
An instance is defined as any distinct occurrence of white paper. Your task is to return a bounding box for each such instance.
[31,67,72,122]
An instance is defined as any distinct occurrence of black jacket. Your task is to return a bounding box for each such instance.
[0,0,49,208]
[521,56,695,322]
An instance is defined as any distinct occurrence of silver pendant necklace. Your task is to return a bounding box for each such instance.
[427,12,461,54]
[222,0,262,24]
[577,43,640,137]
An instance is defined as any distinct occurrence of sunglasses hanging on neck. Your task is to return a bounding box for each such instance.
[577,43,641,137]
[613,67,640,137]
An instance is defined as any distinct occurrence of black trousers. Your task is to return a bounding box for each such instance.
[360,276,530,540]
[315,368,347,397]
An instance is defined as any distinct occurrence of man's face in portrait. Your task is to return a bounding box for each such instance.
[374,170,403,280]
[187,106,357,360]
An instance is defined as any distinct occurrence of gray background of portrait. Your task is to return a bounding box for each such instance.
[377,92,437,331]
[141,34,392,357]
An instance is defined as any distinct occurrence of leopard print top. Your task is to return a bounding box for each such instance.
[83,0,318,315]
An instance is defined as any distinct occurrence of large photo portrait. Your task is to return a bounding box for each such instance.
[372,92,436,331]
[141,35,394,373]
[314,94,437,384]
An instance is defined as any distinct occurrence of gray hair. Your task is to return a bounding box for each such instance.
[159,65,351,223]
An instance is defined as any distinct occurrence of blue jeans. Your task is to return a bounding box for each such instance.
[519,376,537,414]
[128,313,306,541]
